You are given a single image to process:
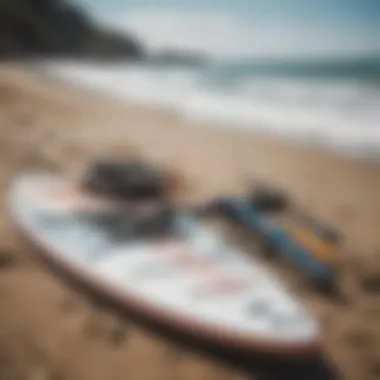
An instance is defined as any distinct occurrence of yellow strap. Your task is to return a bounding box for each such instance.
[286,227,340,263]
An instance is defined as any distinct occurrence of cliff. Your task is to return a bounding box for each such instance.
[0,0,144,59]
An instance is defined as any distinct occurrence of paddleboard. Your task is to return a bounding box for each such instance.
[9,172,322,358]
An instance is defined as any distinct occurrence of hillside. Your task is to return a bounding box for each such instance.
[0,0,144,59]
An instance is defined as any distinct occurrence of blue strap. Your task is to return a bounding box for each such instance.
[225,199,333,282]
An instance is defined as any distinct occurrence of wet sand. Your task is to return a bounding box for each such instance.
[0,63,380,380]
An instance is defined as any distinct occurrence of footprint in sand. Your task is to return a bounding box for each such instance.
[360,269,380,295]
[0,251,18,270]
[345,329,375,352]
[100,313,130,347]
[368,360,380,380]
[82,302,130,346]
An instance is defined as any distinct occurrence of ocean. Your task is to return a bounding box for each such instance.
[43,57,380,162]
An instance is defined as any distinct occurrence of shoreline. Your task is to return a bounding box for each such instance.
[1,63,380,380]
[38,60,380,165]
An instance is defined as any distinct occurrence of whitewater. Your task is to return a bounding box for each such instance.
[41,60,380,162]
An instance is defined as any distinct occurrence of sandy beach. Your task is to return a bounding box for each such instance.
[0,63,380,380]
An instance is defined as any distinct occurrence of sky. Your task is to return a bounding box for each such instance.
[73,0,380,59]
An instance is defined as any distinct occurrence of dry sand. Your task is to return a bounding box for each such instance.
[0,63,380,380]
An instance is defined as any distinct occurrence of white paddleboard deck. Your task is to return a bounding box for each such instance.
[10,172,321,355]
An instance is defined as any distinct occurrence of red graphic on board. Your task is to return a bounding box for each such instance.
[153,241,252,298]
[195,277,252,298]
[28,186,110,212]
